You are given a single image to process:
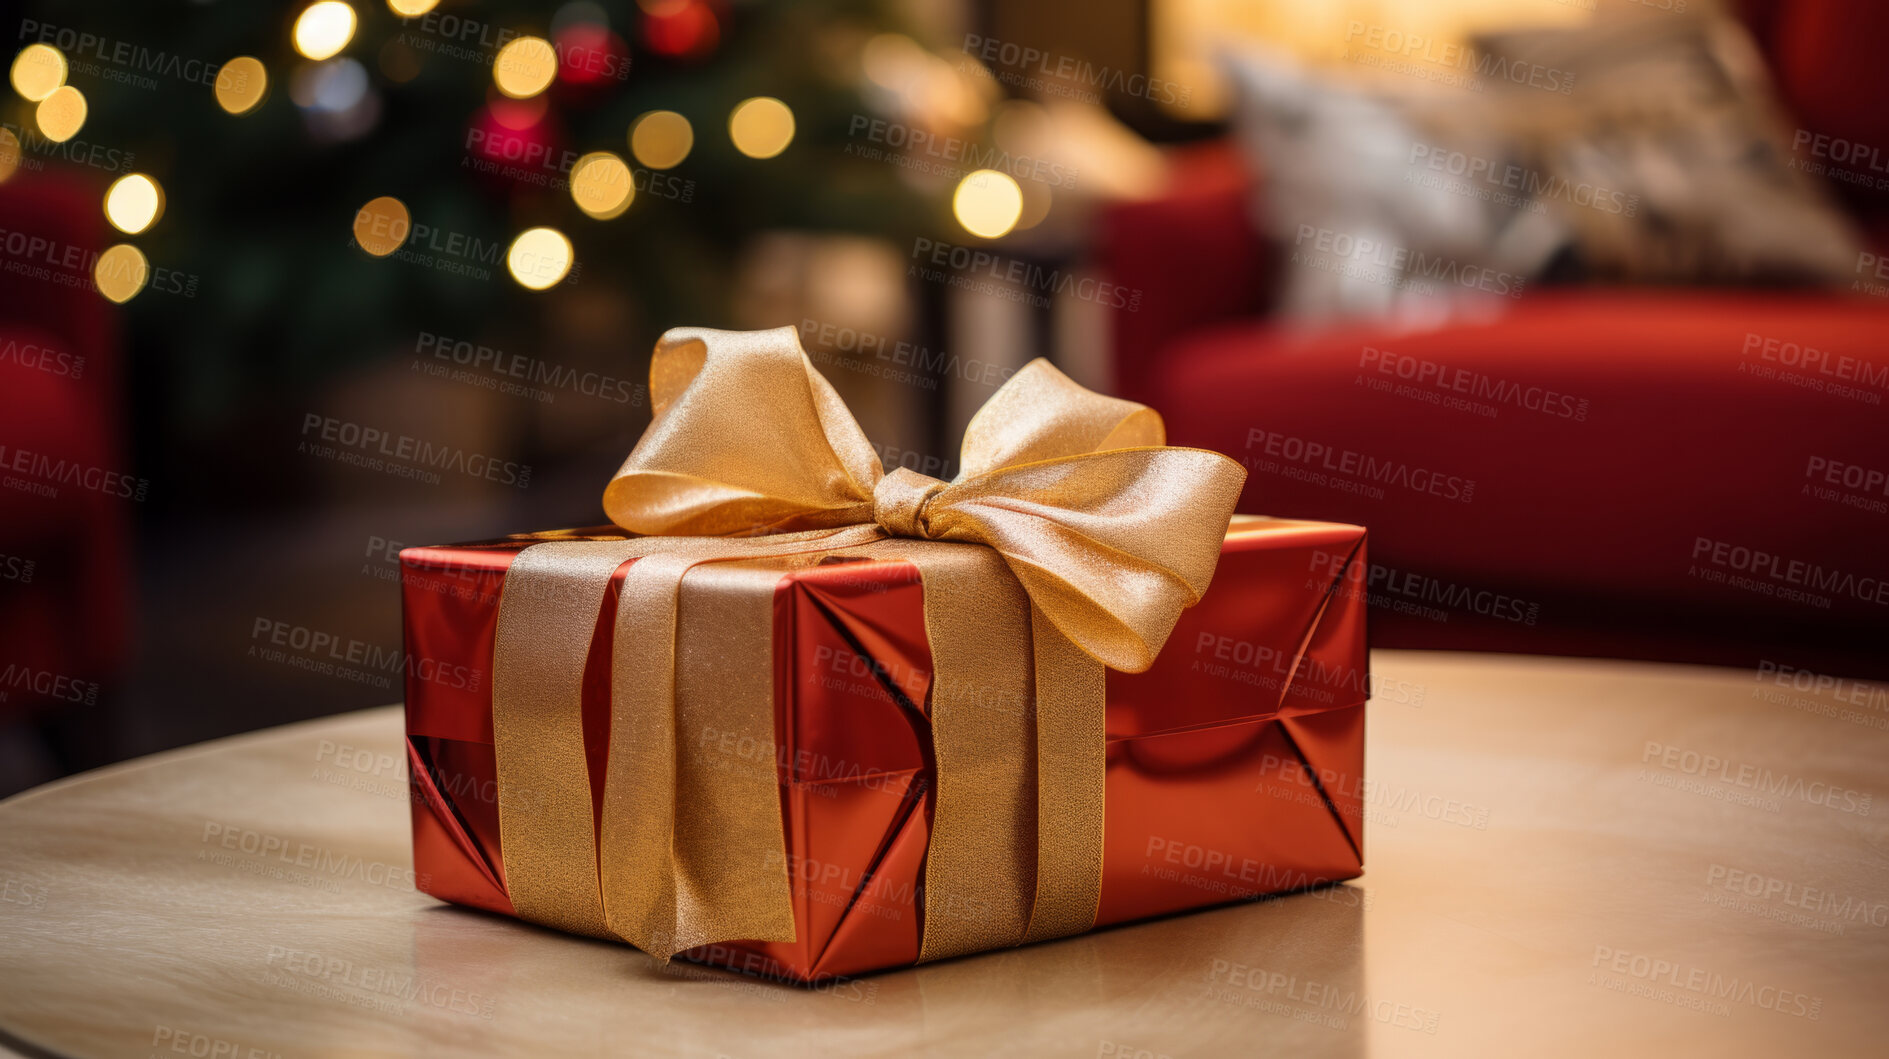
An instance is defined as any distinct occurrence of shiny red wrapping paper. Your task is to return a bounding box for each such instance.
[401,515,1368,982]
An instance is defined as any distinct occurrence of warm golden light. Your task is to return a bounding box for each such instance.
[630,110,693,170]
[105,174,165,235]
[9,44,66,102]
[214,57,268,114]
[1152,0,1596,117]
[0,128,19,186]
[506,227,573,290]
[34,85,86,143]
[293,2,358,62]
[570,152,634,220]
[1015,178,1052,231]
[728,97,794,160]
[352,196,410,257]
[952,169,1023,239]
[387,0,439,15]
[493,36,557,100]
[95,244,149,304]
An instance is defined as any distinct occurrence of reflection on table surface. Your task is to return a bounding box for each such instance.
[1,650,1884,1058]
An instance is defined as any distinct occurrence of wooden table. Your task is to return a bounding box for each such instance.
[2,651,1884,1058]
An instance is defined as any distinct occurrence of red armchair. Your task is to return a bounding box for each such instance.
[1100,7,1889,679]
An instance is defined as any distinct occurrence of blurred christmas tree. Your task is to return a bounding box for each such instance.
[8,0,1001,509]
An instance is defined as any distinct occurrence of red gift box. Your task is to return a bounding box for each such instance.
[401,515,1367,982]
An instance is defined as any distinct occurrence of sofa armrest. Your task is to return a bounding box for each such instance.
[1097,140,1271,404]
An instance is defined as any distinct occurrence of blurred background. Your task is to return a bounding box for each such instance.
[3,0,1886,796]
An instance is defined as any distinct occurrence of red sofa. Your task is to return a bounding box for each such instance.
[1100,4,1889,679]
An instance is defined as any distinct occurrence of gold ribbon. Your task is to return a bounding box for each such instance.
[492,325,1245,963]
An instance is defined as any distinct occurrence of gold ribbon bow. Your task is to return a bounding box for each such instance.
[492,325,1245,965]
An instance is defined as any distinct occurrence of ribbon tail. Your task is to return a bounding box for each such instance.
[852,540,1036,962]
[1020,604,1106,944]
[493,540,650,941]
[599,529,883,961]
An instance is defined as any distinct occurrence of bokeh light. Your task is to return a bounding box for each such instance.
[493,36,558,99]
[1015,178,1052,231]
[0,128,19,185]
[570,152,634,220]
[9,44,66,102]
[352,196,411,257]
[378,38,424,83]
[728,97,794,160]
[35,85,86,143]
[293,2,358,62]
[94,244,149,304]
[387,0,439,15]
[214,57,269,115]
[952,169,1023,239]
[554,22,629,87]
[641,1,719,60]
[105,174,165,235]
[629,110,692,169]
[507,228,573,290]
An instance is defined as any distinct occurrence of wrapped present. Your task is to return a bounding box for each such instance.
[401,326,1369,983]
